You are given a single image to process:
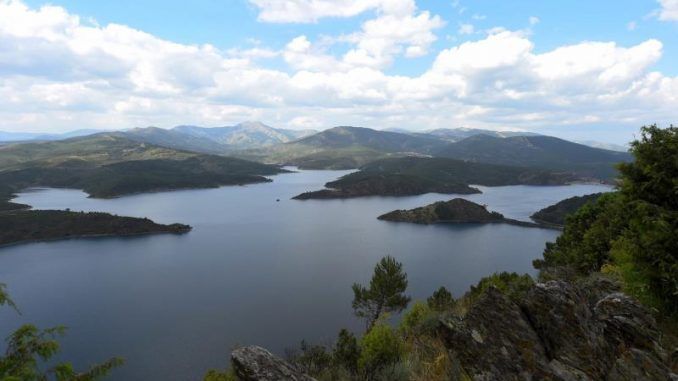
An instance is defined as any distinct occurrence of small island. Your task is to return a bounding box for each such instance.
[0,209,191,247]
[378,198,546,228]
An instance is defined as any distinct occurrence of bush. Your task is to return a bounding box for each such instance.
[399,301,436,338]
[358,323,404,378]
[333,329,360,375]
[467,272,534,304]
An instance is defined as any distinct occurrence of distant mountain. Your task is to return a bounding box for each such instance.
[173,121,316,149]
[575,140,629,152]
[0,129,104,142]
[294,126,447,152]
[423,128,540,141]
[249,126,450,169]
[118,127,228,155]
[435,135,632,180]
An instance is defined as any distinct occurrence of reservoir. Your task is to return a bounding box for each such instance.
[0,168,611,380]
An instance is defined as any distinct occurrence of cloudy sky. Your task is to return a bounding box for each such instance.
[1,0,677,143]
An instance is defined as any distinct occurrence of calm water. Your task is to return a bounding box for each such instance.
[0,169,611,380]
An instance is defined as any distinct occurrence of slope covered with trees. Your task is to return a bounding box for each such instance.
[436,134,631,180]
[293,156,576,199]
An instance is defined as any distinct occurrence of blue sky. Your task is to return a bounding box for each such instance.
[3,0,678,143]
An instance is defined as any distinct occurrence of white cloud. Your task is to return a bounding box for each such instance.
[627,21,637,31]
[458,23,475,35]
[529,16,540,25]
[658,0,678,21]
[248,0,415,23]
[0,0,676,139]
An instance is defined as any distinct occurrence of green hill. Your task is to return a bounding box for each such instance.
[0,135,287,209]
[293,156,576,199]
[436,135,631,180]
[246,126,449,169]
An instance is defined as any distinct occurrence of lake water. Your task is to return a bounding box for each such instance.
[0,169,611,380]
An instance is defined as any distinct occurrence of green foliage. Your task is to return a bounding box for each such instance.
[399,302,435,338]
[352,256,410,329]
[202,369,237,381]
[358,323,404,379]
[333,329,360,375]
[467,272,534,304]
[535,125,678,314]
[0,283,18,313]
[0,286,123,381]
[618,125,677,210]
[287,340,333,376]
[534,192,628,273]
[427,287,455,312]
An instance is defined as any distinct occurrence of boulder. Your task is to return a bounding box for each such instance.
[231,346,316,381]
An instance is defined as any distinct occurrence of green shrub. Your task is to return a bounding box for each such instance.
[333,329,360,375]
[466,272,534,304]
[358,323,404,378]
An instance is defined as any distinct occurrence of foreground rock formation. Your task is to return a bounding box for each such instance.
[231,346,316,381]
[439,279,677,380]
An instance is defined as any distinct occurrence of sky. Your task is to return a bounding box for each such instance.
[1,0,677,143]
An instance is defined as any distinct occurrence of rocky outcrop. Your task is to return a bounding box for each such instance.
[439,280,677,381]
[231,346,316,381]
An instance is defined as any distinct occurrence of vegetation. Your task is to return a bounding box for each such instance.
[0,284,123,380]
[530,193,604,226]
[426,287,455,312]
[293,156,576,199]
[435,134,631,180]
[352,256,411,330]
[0,210,190,247]
[535,125,677,313]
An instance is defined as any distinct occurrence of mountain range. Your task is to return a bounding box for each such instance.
[0,123,632,181]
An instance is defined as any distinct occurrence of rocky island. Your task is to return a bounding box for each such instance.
[293,156,577,200]
[378,198,545,228]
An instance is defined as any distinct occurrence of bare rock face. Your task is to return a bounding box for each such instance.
[439,280,677,381]
[231,346,316,381]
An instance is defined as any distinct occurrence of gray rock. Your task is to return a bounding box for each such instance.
[231,346,316,381]
[439,279,677,381]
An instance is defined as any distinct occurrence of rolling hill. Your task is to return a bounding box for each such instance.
[0,134,287,208]
[248,126,449,169]
[293,156,576,199]
[435,135,631,180]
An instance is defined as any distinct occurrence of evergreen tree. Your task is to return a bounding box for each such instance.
[352,256,410,329]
